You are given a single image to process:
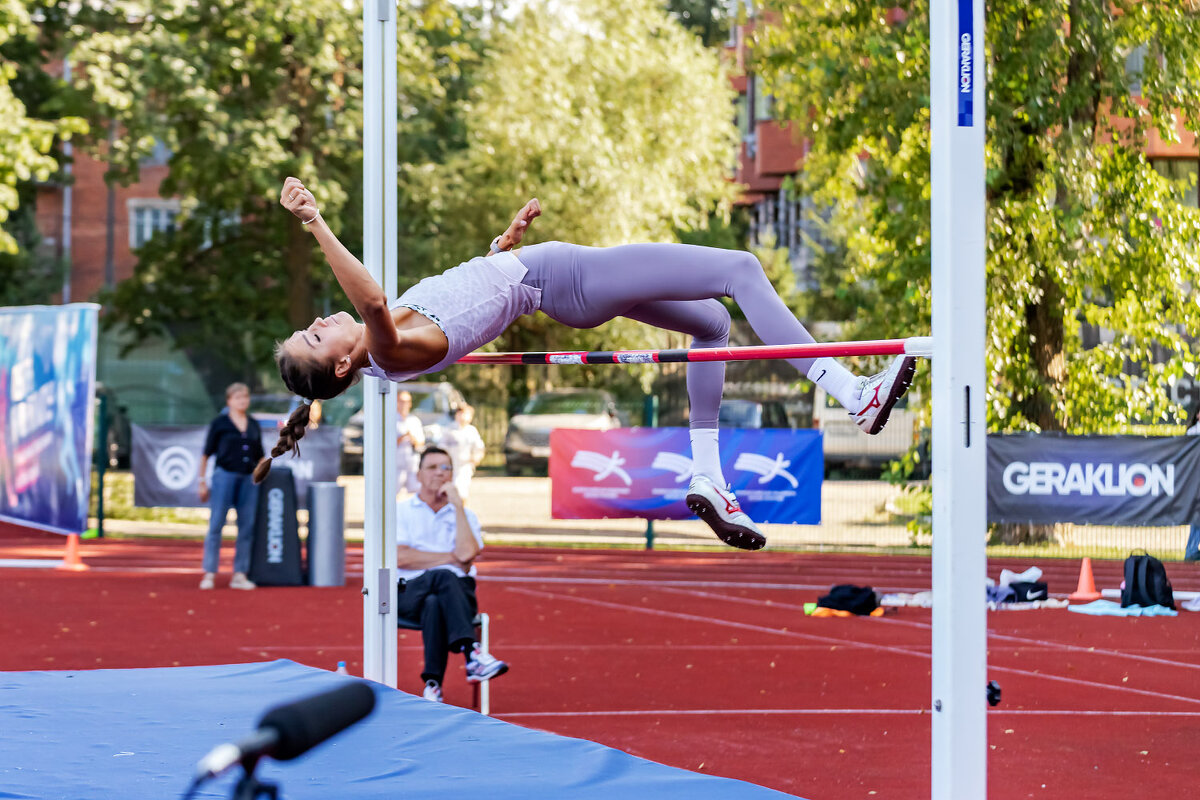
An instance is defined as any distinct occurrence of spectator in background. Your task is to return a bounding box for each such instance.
[396,446,508,702]
[1187,405,1200,562]
[435,403,485,500]
[197,382,264,590]
[397,390,426,494]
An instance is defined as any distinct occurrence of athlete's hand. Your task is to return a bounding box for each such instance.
[281,177,320,224]
[501,198,540,249]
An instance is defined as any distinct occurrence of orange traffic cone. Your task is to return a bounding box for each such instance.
[58,533,89,572]
[1068,557,1100,602]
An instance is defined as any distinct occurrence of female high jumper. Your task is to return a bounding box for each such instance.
[256,177,916,550]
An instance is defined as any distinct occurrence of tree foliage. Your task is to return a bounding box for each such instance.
[754,1,1200,433]
[416,0,740,400]
[0,0,84,271]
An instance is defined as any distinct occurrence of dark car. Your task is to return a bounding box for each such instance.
[717,398,793,429]
[504,389,624,475]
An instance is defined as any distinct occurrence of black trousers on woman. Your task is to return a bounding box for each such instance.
[396,569,478,683]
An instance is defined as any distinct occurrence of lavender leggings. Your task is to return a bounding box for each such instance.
[517,242,817,429]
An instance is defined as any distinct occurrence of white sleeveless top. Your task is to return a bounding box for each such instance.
[360,252,541,383]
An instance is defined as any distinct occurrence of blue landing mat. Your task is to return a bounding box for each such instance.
[1,659,800,799]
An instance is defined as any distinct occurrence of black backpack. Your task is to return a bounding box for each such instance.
[817,584,879,615]
[1121,552,1175,610]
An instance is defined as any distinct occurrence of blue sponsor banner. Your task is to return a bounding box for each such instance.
[0,304,99,534]
[551,428,823,524]
[987,434,1200,526]
[958,0,974,126]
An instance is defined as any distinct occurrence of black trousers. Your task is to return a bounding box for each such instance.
[396,570,478,683]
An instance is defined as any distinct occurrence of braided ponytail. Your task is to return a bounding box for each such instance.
[252,402,313,484]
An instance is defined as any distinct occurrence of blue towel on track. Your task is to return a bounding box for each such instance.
[1068,599,1178,617]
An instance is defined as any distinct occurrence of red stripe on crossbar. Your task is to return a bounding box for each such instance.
[457,339,910,365]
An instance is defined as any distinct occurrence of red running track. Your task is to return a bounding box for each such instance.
[2,524,1199,799]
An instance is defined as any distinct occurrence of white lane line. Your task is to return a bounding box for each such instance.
[497,708,1200,719]
[507,586,1200,707]
[653,585,1200,673]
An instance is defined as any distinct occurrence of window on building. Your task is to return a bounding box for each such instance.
[128,200,180,248]
[752,75,773,122]
[1125,44,1146,95]
[1151,158,1199,208]
[140,138,172,168]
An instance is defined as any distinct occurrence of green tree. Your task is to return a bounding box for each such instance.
[754,1,1200,436]
[68,0,476,381]
[665,0,732,47]
[417,0,740,401]
[0,0,85,300]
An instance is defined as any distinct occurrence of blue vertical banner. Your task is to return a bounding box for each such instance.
[957,0,974,126]
[0,304,99,534]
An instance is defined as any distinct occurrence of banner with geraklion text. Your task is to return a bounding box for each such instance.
[551,428,822,524]
[987,433,1200,525]
[0,304,99,535]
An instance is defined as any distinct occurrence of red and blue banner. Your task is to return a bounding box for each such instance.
[0,304,99,535]
[551,428,823,524]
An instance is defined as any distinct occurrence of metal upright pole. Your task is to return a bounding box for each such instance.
[361,0,399,687]
[930,0,988,797]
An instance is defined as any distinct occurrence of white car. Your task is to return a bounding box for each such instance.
[504,389,624,475]
[813,385,919,470]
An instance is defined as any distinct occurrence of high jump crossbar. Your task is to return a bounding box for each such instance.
[457,336,933,366]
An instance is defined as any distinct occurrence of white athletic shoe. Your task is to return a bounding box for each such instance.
[422,679,443,702]
[685,475,766,551]
[851,355,917,435]
[198,572,215,590]
[465,646,509,683]
[230,572,257,591]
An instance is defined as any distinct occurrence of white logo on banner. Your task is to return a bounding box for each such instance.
[570,450,632,485]
[1002,461,1175,497]
[734,452,799,487]
[156,446,198,490]
[651,451,694,482]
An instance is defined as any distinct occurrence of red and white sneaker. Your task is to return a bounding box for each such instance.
[851,355,917,435]
[685,475,766,551]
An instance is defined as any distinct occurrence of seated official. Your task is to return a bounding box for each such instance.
[396,446,508,702]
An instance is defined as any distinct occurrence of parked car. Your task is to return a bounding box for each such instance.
[250,393,305,430]
[504,389,624,475]
[341,381,466,473]
[718,397,794,429]
[813,385,919,471]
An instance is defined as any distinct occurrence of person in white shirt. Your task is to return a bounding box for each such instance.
[435,403,486,500]
[395,446,508,702]
[396,390,426,494]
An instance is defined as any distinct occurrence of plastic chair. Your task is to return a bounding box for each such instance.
[396,611,492,715]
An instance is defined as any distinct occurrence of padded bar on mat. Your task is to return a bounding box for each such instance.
[0,659,800,799]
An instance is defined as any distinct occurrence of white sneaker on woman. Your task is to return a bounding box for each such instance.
[199,572,215,590]
[422,679,443,702]
[685,475,766,551]
[852,355,917,435]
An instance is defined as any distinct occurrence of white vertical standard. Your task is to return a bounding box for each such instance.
[362,0,399,687]
[930,0,988,797]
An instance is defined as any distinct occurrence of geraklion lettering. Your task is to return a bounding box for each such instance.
[1002,461,1174,497]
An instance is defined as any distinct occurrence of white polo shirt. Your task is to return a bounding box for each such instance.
[396,494,484,582]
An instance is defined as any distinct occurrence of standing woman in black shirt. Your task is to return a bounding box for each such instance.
[197,382,264,590]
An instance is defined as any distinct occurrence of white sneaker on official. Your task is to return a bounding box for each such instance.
[465,646,509,683]
[422,679,443,702]
[851,355,917,435]
[685,474,766,551]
